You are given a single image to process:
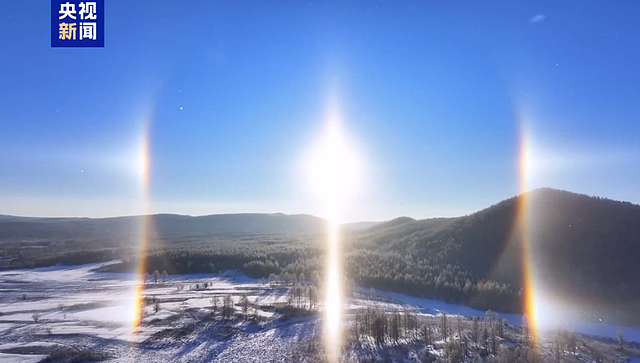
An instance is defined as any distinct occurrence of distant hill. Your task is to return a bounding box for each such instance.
[351,188,640,318]
[0,213,328,241]
[357,216,460,248]
[341,221,384,231]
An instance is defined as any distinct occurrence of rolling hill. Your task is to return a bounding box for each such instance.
[0,213,328,241]
[350,188,640,319]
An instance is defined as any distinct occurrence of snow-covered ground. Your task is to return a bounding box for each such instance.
[0,263,315,362]
[359,287,640,343]
[1,263,639,363]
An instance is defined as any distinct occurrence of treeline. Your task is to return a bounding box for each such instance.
[0,249,124,270]
[102,244,321,279]
[97,241,524,315]
[347,250,522,313]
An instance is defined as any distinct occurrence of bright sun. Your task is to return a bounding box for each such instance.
[305,118,360,224]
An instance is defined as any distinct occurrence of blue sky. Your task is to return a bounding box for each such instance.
[1,0,639,222]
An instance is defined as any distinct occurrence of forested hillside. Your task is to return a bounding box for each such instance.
[347,188,640,320]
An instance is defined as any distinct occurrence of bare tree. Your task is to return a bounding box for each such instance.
[223,295,234,320]
[522,314,532,346]
[617,330,625,352]
[553,330,564,363]
[471,317,480,344]
[444,338,464,362]
[440,313,448,341]
[239,294,250,319]
[390,310,400,343]
[293,285,304,308]
[308,285,319,310]
[457,316,468,357]
[139,303,146,321]
[286,287,295,306]
[420,322,433,347]
[251,303,260,322]
[210,296,220,315]
[313,272,321,287]
[373,314,385,345]
[485,310,499,354]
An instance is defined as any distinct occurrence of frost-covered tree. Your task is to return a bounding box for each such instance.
[293,285,305,307]
[239,294,250,319]
[420,323,433,347]
[485,310,499,354]
[471,317,480,344]
[210,296,220,315]
[286,287,295,306]
[444,338,464,362]
[32,312,41,324]
[153,270,160,284]
[161,270,168,283]
[307,285,319,310]
[390,311,400,342]
[440,313,448,341]
[223,295,234,320]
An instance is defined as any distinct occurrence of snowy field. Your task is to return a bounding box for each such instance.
[0,262,317,362]
[1,262,639,363]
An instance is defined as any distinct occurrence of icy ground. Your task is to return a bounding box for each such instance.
[1,263,639,362]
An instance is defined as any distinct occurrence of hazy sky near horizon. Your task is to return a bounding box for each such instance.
[1,1,640,222]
